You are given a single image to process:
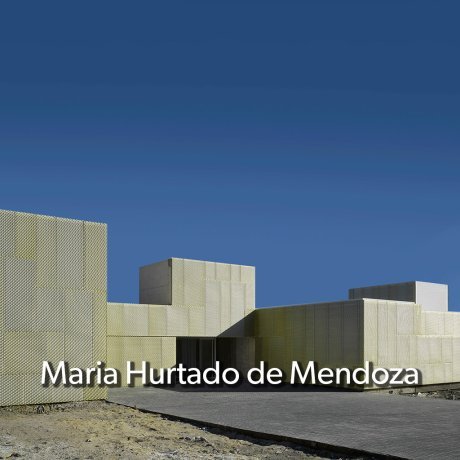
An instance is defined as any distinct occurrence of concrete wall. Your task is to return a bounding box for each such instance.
[349,281,448,312]
[0,210,107,406]
[107,259,256,386]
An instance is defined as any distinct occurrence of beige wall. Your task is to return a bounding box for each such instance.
[0,210,107,406]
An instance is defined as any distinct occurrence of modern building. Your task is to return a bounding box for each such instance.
[1,209,459,406]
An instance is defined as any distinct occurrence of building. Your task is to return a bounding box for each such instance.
[0,209,459,406]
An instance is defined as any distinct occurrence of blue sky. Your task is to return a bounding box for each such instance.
[1,1,459,310]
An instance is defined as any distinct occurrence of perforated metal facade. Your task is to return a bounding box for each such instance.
[107,258,256,386]
[252,301,364,386]
[363,299,460,387]
[0,210,107,406]
[1,207,460,404]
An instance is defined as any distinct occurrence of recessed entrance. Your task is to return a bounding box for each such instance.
[176,338,216,370]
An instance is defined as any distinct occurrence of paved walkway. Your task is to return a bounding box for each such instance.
[108,385,460,459]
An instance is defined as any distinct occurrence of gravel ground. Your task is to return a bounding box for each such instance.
[0,401,370,460]
[405,389,460,400]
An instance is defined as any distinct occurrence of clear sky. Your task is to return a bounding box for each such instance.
[1,1,459,310]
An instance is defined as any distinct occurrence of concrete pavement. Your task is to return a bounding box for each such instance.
[108,385,460,459]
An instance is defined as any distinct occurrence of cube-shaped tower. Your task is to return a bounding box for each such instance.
[349,281,448,312]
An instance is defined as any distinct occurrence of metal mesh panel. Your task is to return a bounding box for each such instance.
[431,363,443,383]
[268,337,285,371]
[286,307,306,363]
[304,307,315,360]
[56,219,84,289]
[413,304,422,334]
[272,308,285,337]
[148,306,167,336]
[420,312,426,336]
[397,335,410,367]
[453,315,460,336]
[83,386,107,401]
[220,281,231,331]
[216,263,230,281]
[1,211,107,406]
[255,308,274,338]
[161,337,176,367]
[4,332,47,374]
[429,337,442,364]
[188,307,205,336]
[45,332,66,364]
[258,337,270,367]
[453,338,460,381]
[4,258,36,331]
[442,338,453,363]
[107,337,123,370]
[387,302,397,364]
[84,222,107,292]
[241,265,255,283]
[171,258,184,305]
[0,210,15,256]
[64,291,93,337]
[107,303,124,336]
[93,292,107,363]
[121,304,148,336]
[120,337,163,387]
[183,259,205,307]
[167,306,189,336]
[205,261,216,280]
[0,375,24,406]
[417,337,430,365]
[424,312,445,335]
[245,282,255,312]
[37,215,57,288]
[396,303,414,335]
[205,279,222,335]
[343,302,361,367]
[205,303,220,336]
[377,301,388,365]
[363,300,378,363]
[444,313,455,336]
[422,363,433,384]
[443,363,453,382]
[65,333,93,368]
[35,288,63,332]
[0,256,3,336]
[328,303,343,366]
[15,212,37,261]
[230,283,245,325]
[314,305,328,366]
[205,280,221,310]
[410,335,418,364]
[230,264,241,282]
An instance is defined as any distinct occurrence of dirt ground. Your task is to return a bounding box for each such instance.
[0,401,367,460]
